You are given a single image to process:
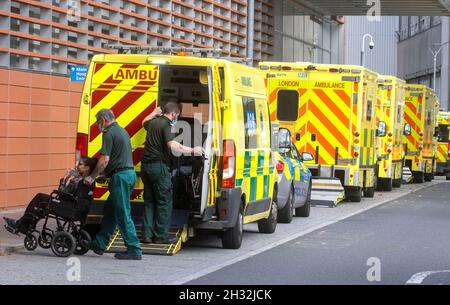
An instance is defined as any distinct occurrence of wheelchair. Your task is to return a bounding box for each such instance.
[22,190,92,258]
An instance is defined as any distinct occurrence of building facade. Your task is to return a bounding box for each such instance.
[345,16,399,75]
[0,0,344,209]
[397,16,450,110]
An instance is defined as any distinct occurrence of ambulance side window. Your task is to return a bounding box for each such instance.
[243,97,257,149]
[219,67,225,101]
[277,90,299,121]
[366,101,373,121]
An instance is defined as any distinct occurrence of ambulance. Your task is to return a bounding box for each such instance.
[375,76,406,191]
[76,45,279,254]
[260,62,379,205]
[435,110,450,180]
[403,84,439,183]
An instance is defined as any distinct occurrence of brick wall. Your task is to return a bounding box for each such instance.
[0,68,83,209]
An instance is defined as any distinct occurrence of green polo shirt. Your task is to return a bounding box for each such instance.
[100,122,134,177]
[142,116,175,164]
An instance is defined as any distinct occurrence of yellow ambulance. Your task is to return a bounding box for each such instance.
[375,76,406,191]
[260,62,378,205]
[76,46,279,254]
[435,110,450,180]
[403,84,439,183]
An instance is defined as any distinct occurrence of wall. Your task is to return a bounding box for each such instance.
[345,16,399,75]
[0,68,82,209]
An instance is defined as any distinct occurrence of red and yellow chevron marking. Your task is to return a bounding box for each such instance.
[88,63,159,202]
[437,144,448,163]
[300,87,352,165]
[404,97,422,153]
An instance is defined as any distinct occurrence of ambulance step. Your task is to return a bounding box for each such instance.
[310,177,345,208]
[106,226,188,256]
[106,209,190,256]
[402,167,413,184]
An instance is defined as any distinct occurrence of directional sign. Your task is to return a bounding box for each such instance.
[70,65,88,82]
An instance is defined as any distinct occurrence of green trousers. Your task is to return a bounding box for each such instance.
[93,170,142,256]
[141,162,173,240]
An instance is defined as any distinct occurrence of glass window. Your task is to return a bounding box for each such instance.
[243,97,258,149]
[366,101,373,121]
[277,90,299,121]
[438,125,449,142]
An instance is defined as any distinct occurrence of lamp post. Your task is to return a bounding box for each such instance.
[429,41,450,91]
[361,33,375,67]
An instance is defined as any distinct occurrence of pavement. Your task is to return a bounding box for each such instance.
[189,180,450,285]
[0,178,446,284]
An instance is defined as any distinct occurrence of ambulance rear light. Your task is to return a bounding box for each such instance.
[222,140,236,188]
[354,131,360,137]
[276,161,284,174]
[329,68,339,73]
[76,133,88,160]
[281,66,292,71]
[305,65,317,71]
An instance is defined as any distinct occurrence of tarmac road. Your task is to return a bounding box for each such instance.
[189,181,450,285]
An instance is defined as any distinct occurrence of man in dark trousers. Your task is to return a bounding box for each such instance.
[141,102,204,244]
[84,108,142,260]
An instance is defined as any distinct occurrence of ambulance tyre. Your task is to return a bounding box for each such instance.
[446,173,450,181]
[424,173,434,182]
[278,186,294,223]
[363,187,376,198]
[413,172,424,183]
[295,181,311,217]
[346,188,362,202]
[392,178,402,188]
[258,189,278,234]
[221,206,243,250]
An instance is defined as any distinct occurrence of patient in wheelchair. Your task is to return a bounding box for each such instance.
[3,156,98,235]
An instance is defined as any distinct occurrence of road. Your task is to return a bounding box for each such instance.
[0,179,448,285]
[189,181,450,285]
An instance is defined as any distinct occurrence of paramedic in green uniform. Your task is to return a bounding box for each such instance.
[141,102,204,244]
[84,109,142,260]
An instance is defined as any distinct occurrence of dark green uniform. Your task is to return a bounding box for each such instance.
[92,122,142,256]
[141,116,175,241]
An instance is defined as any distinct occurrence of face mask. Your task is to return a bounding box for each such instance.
[170,115,179,126]
[97,120,106,133]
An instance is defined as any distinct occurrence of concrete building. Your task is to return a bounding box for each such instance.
[397,16,450,110]
[345,16,399,75]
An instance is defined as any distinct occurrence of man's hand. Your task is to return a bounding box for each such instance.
[193,146,205,156]
[83,176,95,185]
[142,106,162,126]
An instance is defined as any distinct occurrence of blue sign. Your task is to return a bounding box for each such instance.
[70,65,88,82]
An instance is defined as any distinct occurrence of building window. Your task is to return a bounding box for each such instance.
[29,23,41,36]
[10,18,20,32]
[88,21,95,32]
[52,44,60,55]
[68,47,77,59]
[28,57,40,70]
[29,6,40,19]
[68,32,78,43]
[10,54,21,67]
[11,2,20,14]
[52,27,61,39]
[29,40,40,53]
[52,11,61,23]
[10,36,21,49]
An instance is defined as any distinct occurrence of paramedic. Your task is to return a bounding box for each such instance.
[141,102,204,244]
[84,109,142,260]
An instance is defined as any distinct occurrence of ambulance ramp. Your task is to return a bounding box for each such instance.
[106,210,189,256]
[310,177,345,207]
[402,167,413,184]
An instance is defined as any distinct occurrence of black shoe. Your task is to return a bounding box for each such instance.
[142,237,153,244]
[82,240,104,255]
[114,252,142,260]
[153,237,178,244]
[3,217,19,235]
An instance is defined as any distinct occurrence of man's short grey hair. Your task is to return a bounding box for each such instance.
[96,109,115,122]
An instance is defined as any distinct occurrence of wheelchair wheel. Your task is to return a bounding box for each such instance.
[38,232,52,249]
[24,234,38,251]
[73,229,91,255]
[51,231,76,257]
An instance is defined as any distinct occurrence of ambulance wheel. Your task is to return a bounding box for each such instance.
[51,231,76,257]
[278,186,294,223]
[258,190,278,234]
[347,188,362,202]
[296,181,311,217]
[24,233,38,251]
[446,174,450,181]
[383,178,393,192]
[413,172,424,183]
[424,173,434,182]
[364,187,376,198]
[392,178,402,188]
[221,206,243,249]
